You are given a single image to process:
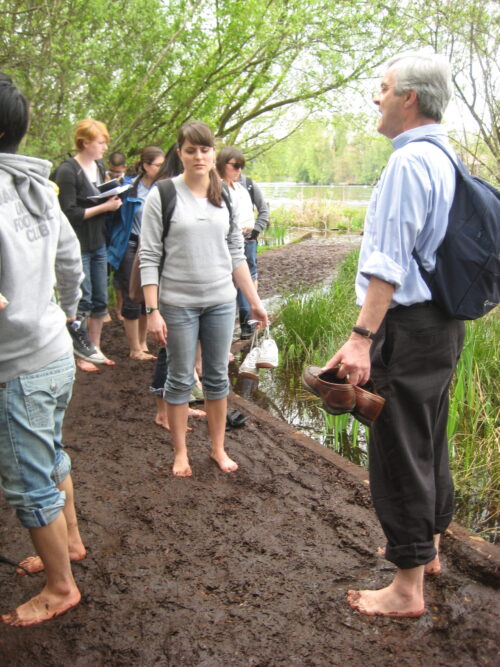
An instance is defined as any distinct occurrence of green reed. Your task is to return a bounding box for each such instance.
[273,248,499,541]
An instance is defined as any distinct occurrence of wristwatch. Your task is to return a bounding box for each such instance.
[352,325,376,340]
[145,307,159,315]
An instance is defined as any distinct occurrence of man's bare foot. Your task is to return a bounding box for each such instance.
[346,588,425,618]
[130,351,156,361]
[376,546,441,575]
[101,356,115,366]
[188,407,206,419]
[2,587,81,627]
[76,359,99,372]
[16,548,87,576]
[211,451,238,473]
[172,453,192,477]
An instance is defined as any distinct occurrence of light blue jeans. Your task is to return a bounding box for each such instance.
[161,301,236,404]
[0,352,75,528]
[79,244,109,318]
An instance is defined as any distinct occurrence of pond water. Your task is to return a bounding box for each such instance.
[259,182,373,209]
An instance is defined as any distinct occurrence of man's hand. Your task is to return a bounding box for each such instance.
[323,335,372,386]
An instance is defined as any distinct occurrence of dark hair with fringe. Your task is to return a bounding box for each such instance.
[177,120,222,207]
[153,143,183,183]
[133,145,165,178]
[216,146,245,179]
[0,73,29,153]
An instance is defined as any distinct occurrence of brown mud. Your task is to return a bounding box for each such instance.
[1,238,499,666]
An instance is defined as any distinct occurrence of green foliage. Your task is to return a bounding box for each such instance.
[247,117,393,184]
[1,0,403,164]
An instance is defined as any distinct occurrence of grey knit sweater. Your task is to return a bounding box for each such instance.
[140,175,245,308]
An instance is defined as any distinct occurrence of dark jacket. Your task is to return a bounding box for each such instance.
[55,157,107,252]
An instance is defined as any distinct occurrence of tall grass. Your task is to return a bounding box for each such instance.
[273,249,499,541]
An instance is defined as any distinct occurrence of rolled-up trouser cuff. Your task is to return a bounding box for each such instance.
[149,385,164,397]
[53,449,72,485]
[15,489,66,528]
[385,540,436,569]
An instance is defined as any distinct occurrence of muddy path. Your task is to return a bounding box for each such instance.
[0,238,499,666]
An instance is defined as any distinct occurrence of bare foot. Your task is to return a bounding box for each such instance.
[1,586,81,627]
[172,453,192,477]
[376,546,441,576]
[347,588,424,618]
[76,359,99,372]
[154,418,193,433]
[188,407,206,419]
[228,352,235,362]
[211,451,238,473]
[102,312,112,323]
[130,351,156,361]
[101,356,115,366]
[16,548,87,576]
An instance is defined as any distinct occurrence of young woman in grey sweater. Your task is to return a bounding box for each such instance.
[140,121,267,477]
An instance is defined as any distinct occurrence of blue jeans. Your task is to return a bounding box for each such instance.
[79,244,109,318]
[0,352,75,528]
[160,301,236,404]
[237,239,258,322]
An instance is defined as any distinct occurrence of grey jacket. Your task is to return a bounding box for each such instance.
[0,153,83,382]
[240,174,269,237]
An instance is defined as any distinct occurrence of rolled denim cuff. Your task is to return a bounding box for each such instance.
[385,540,436,569]
[53,450,71,485]
[16,490,66,529]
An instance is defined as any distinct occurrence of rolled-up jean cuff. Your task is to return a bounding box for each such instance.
[149,385,164,397]
[53,449,72,485]
[17,490,66,529]
[90,310,108,319]
[164,387,196,405]
[204,386,231,402]
[385,540,436,569]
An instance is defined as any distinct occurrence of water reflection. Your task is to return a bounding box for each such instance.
[259,182,373,209]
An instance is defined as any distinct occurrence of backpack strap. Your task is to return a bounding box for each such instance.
[221,182,236,236]
[244,176,255,206]
[157,178,177,241]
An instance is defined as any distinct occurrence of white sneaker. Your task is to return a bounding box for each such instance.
[239,345,260,379]
[256,329,278,369]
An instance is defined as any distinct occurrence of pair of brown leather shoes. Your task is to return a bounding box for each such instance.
[301,366,385,427]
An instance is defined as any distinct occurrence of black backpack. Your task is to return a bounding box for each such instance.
[412,138,499,320]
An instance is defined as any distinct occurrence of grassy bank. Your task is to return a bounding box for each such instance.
[273,249,499,542]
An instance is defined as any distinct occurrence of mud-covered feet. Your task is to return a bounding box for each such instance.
[155,417,193,433]
[211,451,238,473]
[172,452,192,477]
[1,586,81,627]
[16,547,87,576]
[130,350,156,361]
[346,587,425,618]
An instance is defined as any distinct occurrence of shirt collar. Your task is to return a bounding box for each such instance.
[392,123,448,150]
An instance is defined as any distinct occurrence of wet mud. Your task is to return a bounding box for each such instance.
[0,238,499,665]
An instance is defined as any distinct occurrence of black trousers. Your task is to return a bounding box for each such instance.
[369,302,465,569]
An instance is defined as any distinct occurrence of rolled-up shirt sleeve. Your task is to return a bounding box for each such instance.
[358,154,431,291]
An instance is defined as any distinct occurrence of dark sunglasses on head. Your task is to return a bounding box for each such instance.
[227,161,243,170]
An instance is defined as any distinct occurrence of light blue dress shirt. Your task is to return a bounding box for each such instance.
[355,124,457,308]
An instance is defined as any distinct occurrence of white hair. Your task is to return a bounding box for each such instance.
[387,51,453,122]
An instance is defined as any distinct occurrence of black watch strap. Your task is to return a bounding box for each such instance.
[145,307,159,314]
[352,325,376,340]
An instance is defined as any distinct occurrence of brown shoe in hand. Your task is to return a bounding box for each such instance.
[352,380,385,427]
[301,366,356,415]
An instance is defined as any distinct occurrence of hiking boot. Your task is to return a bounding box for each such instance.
[67,320,106,364]
[256,333,278,369]
[238,346,260,380]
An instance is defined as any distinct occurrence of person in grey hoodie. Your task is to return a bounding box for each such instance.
[0,73,86,626]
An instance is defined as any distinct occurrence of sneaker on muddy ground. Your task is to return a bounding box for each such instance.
[67,320,106,364]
